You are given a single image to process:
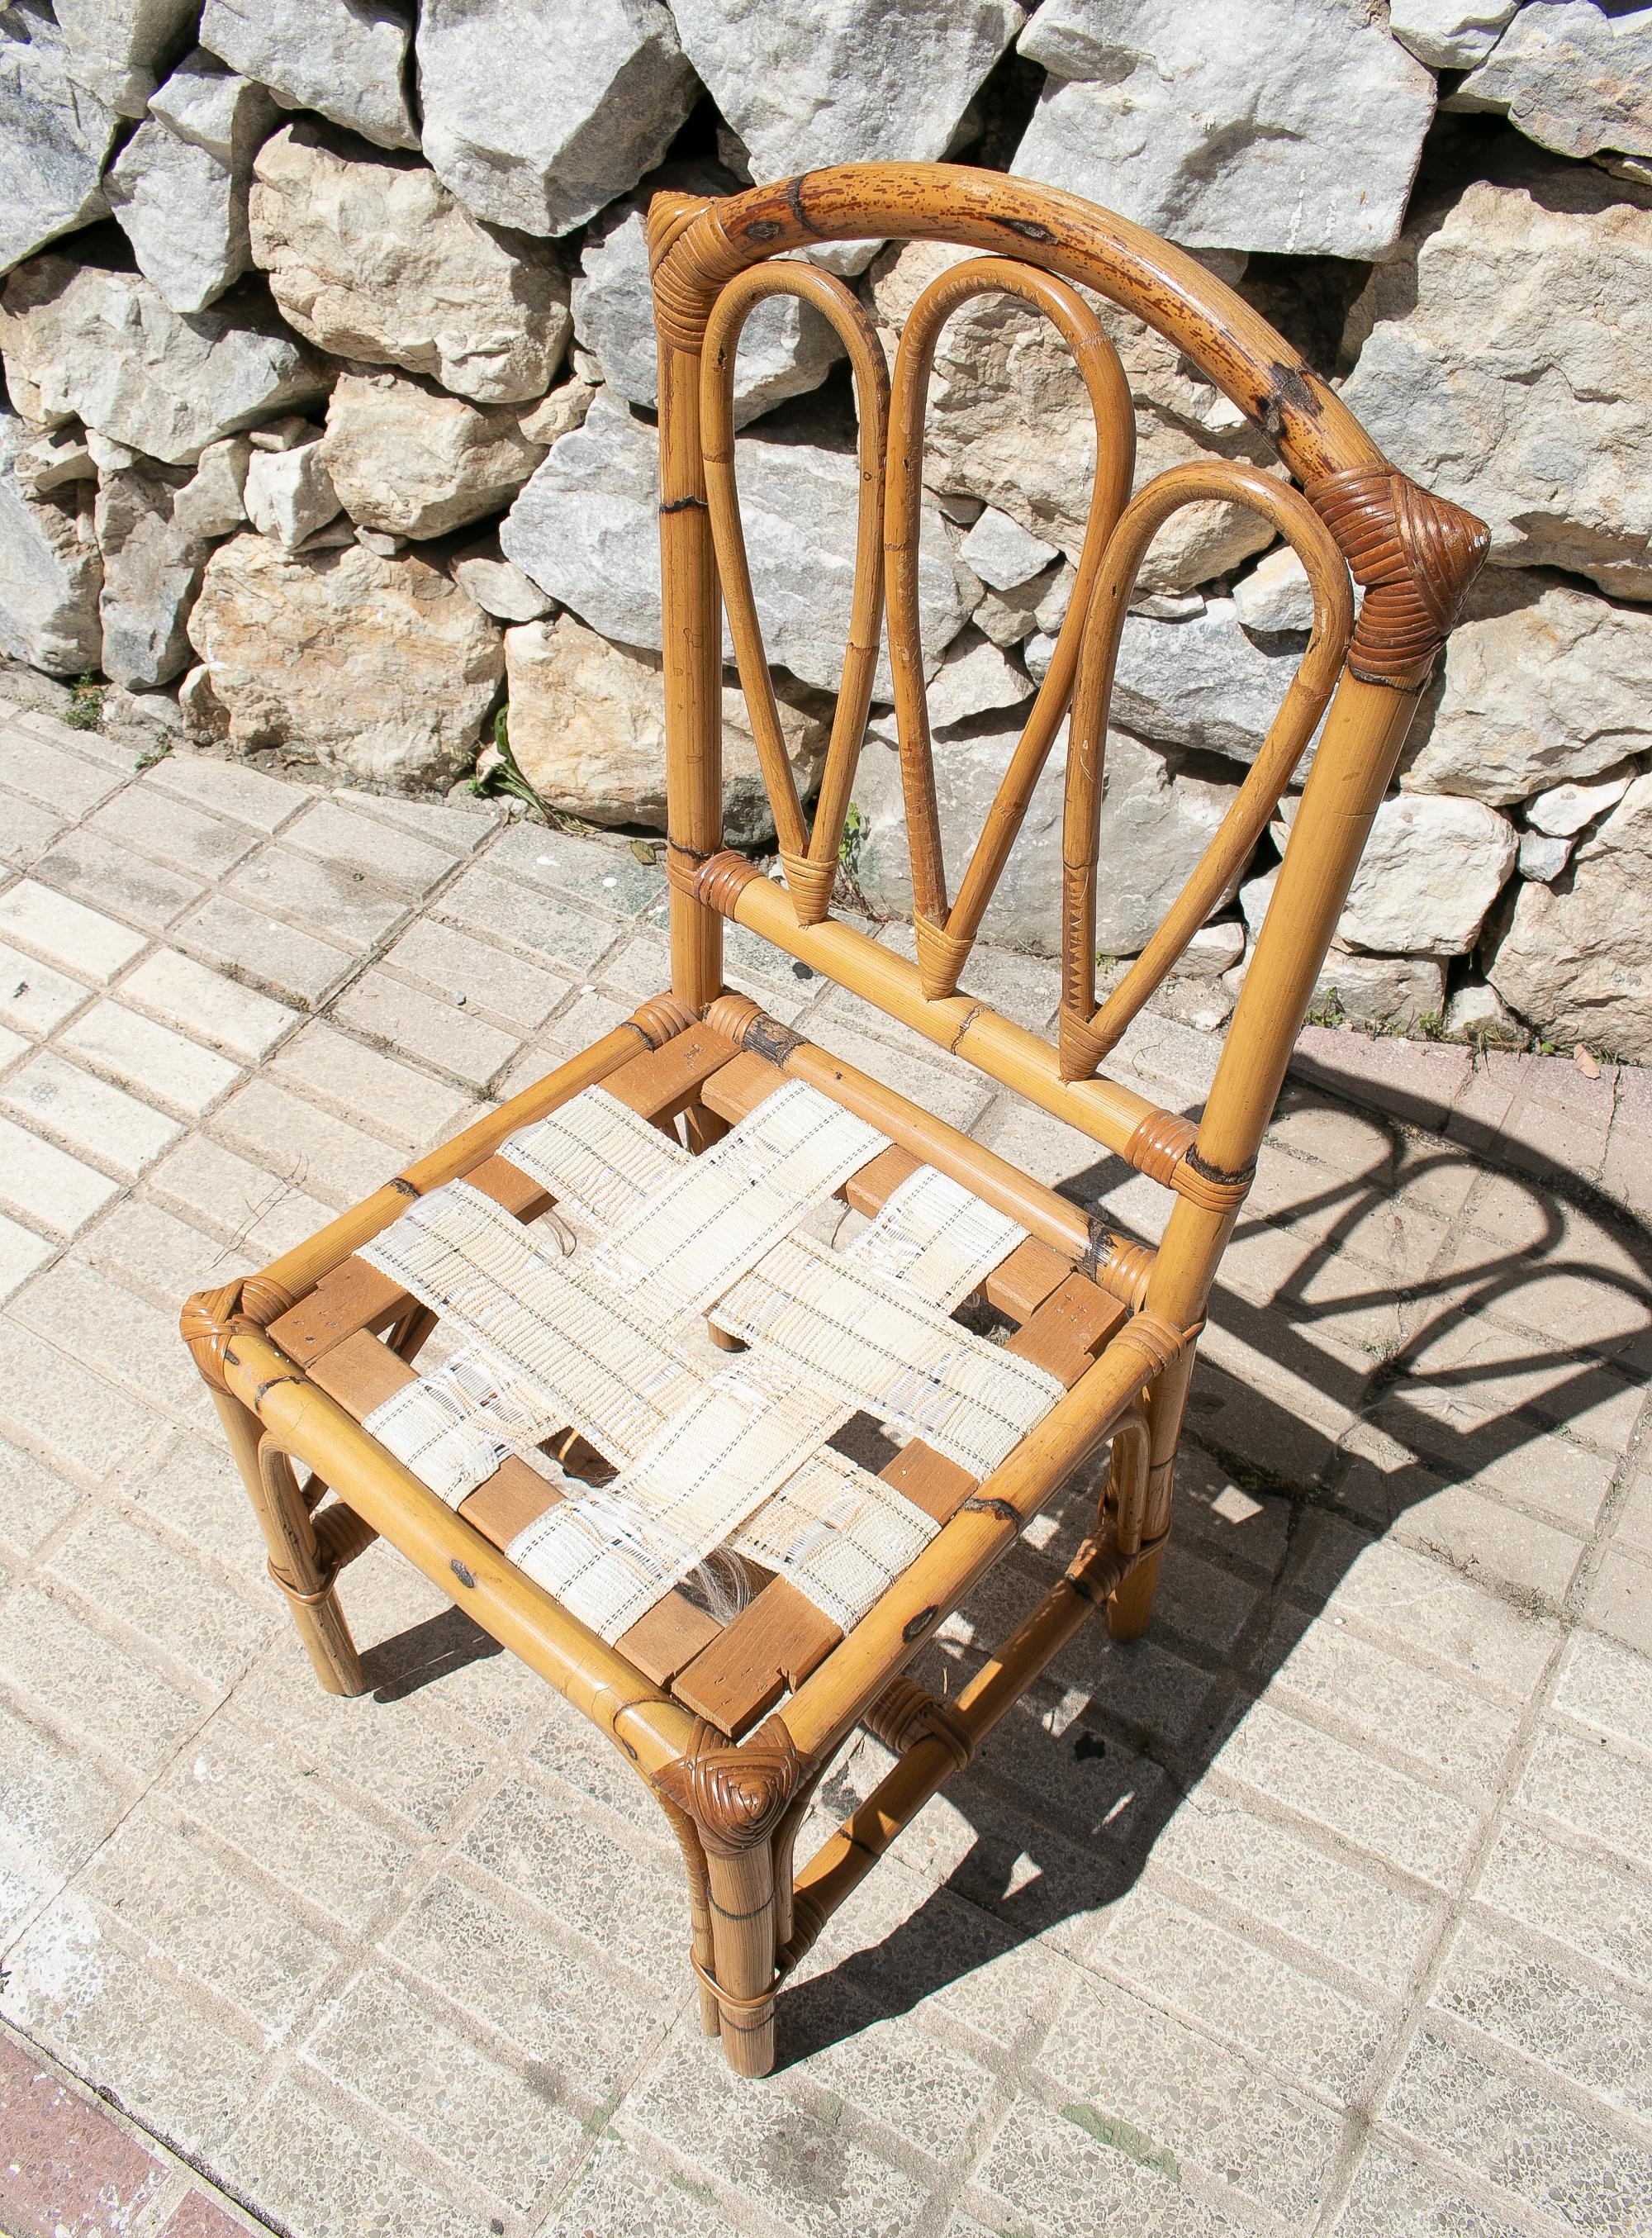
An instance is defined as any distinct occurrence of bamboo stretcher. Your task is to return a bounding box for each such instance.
[183,160,1488,2078]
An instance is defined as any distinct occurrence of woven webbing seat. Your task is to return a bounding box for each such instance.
[181,160,1488,2078]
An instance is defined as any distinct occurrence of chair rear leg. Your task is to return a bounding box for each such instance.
[210,1388,366,1695]
[702,1841,781,2077]
[1106,1352,1192,1643]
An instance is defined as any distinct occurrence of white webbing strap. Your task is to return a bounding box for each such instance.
[591,1079,887,1317]
[507,1361,847,1642]
[844,1162,1027,1310]
[731,1447,938,1634]
[361,1181,701,1465]
[713,1232,1062,1480]
[501,1086,688,1234]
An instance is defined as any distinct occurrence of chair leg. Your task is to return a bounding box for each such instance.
[210,1389,366,1695]
[703,1840,781,2078]
[1106,1352,1192,1644]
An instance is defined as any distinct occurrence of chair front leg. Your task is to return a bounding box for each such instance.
[1105,1350,1193,1643]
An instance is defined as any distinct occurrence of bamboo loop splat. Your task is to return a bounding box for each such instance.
[1059,459,1355,1081]
[886,256,1135,997]
[702,264,890,924]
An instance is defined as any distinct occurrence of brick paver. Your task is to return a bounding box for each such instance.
[0,696,1649,2238]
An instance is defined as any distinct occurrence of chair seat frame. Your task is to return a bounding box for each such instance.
[183,162,1488,2079]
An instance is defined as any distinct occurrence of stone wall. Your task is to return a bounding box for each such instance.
[2,0,1650,1057]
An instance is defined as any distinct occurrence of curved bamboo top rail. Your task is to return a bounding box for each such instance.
[651,162,1378,491]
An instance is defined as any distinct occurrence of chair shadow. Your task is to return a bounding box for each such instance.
[361,1604,502,1703]
[769,1069,1652,2068]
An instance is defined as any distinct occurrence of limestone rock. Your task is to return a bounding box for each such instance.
[572,172,842,426]
[504,613,826,846]
[1014,0,1436,260]
[1489,774,1652,1058]
[1277,792,1518,957]
[1232,546,1315,636]
[1526,763,1635,838]
[852,717,1241,957]
[1517,828,1573,881]
[415,0,695,236]
[10,425,93,498]
[1312,947,1448,1035]
[171,436,249,542]
[53,0,197,116]
[178,661,230,742]
[1182,917,1246,978]
[450,539,554,623]
[1441,980,1528,1049]
[106,53,278,315]
[0,403,101,673]
[1389,0,1518,69]
[669,0,1020,182]
[243,434,339,551]
[959,507,1060,593]
[0,2,121,275]
[519,378,596,448]
[869,238,1277,593]
[501,387,968,696]
[1111,598,1310,767]
[0,255,330,465]
[187,533,503,786]
[94,459,214,687]
[925,628,1033,729]
[1456,2,1652,162]
[1340,160,1652,601]
[198,0,417,153]
[320,369,544,542]
[1402,571,1652,805]
[249,123,572,405]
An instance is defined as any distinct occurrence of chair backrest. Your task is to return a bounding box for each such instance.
[648,162,1488,1336]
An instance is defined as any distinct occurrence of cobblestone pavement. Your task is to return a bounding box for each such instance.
[1,690,1650,2238]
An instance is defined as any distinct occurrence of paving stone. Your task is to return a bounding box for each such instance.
[1342,1452,1587,1611]
[2,1049,183,1176]
[435,863,624,972]
[0,1210,52,1300]
[627,2016,933,2238]
[281,796,467,897]
[1554,1628,1652,1755]
[786,2000,1000,2170]
[12,1255,205,1419]
[148,1134,334,1262]
[1432,1915,1652,2121]
[0,1582,206,1776]
[0,1689,128,1892]
[0,2030,168,2238]
[1213,1697,1483,1889]
[0,1017,26,1066]
[0,1318,163,1483]
[0,933,91,1035]
[301,1966,586,2217]
[81,1806,339,2037]
[1474,1817,1652,1993]
[83,785,259,880]
[490,820,667,915]
[0,1433,80,1558]
[160,1717,416,1934]
[1151,1786,1439,1997]
[1089,1880,1388,2098]
[174,892,354,1009]
[330,968,519,1091]
[0,880,148,982]
[538,2140,740,2238]
[157,2189,262,2238]
[971,2091,1248,2238]
[131,1429,266,1578]
[1583,1546,1652,1657]
[35,827,209,933]
[267,1020,473,1152]
[6,713,135,770]
[1517,1723,1652,1871]
[216,2074,477,2238]
[1039,1965,1345,2223]
[1332,2141,1529,2238]
[381,1868,672,2101]
[45,1502,270,1691]
[59,999,241,1118]
[225,843,410,948]
[459,1775,682,1981]
[116,946,297,1064]
[78,1197,244,1314]
[211,1076,406,1209]
[379,915,570,1033]
[0,724,128,817]
[496,991,631,1092]
[808,1013,996,1135]
[1382,2022,1652,2231]
[145,752,311,832]
[336,787,498,850]
[0,789,72,869]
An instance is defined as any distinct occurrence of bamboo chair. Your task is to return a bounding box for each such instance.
[181,164,1488,2079]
